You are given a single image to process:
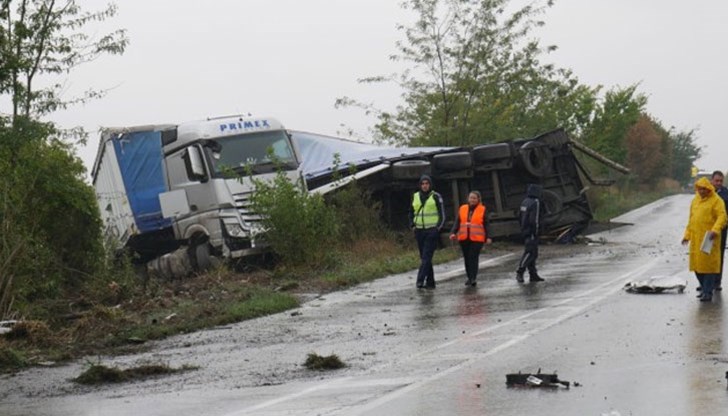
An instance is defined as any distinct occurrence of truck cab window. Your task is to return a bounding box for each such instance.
[209,130,298,176]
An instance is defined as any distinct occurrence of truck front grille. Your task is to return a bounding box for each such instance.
[232,191,263,230]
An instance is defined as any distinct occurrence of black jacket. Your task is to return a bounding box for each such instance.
[520,184,543,238]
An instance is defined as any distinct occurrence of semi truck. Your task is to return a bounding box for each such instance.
[91,115,303,278]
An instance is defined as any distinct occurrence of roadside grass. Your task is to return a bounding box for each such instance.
[319,238,461,288]
[73,362,198,385]
[0,345,28,369]
[110,287,300,347]
[0,274,300,372]
[590,188,678,222]
[0,235,463,373]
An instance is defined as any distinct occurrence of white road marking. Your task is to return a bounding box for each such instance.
[224,377,354,415]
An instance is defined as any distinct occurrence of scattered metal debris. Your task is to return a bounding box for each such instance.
[506,370,570,388]
[624,276,687,294]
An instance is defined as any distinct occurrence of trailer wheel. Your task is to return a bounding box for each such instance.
[541,190,563,226]
[519,141,553,177]
[472,143,513,163]
[193,242,212,272]
[432,151,472,172]
[391,160,431,180]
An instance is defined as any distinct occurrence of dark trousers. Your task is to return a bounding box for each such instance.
[696,273,718,298]
[517,236,539,276]
[460,240,484,282]
[718,228,727,288]
[415,228,439,287]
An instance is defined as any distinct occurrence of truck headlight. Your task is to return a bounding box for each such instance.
[225,223,246,238]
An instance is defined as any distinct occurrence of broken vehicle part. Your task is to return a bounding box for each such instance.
[506,371,571,388]
[623,276,687,294]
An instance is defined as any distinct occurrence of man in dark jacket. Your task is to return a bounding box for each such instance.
[516,184,545,283]
[408,174,445,289]
[711,170,728,290]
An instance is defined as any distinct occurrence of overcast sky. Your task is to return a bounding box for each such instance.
[51,0,727,176]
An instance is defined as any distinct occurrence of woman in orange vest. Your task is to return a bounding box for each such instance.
[449,191,492,286]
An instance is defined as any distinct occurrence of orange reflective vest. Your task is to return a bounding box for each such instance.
[457,204,486,242]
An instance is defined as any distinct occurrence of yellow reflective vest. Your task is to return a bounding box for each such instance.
[412,192,440,229]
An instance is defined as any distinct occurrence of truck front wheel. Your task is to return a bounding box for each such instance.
[192,242,212,272]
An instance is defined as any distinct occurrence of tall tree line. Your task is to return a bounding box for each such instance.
[337,0,701,186]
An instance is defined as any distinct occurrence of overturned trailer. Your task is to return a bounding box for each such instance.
[292,129,624,240]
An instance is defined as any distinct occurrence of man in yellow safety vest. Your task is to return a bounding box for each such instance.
[409,175,445,289]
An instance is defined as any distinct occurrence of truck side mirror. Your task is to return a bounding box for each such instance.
[184,146,208,182]
[202,139,222,160]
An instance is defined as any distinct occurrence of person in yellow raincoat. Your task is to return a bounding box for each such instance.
[681,177,728,301]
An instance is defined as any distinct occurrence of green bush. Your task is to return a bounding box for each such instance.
[326,178,388,245]
[0,119,105,318]
[246,153,390,269]
[247,168,340,268]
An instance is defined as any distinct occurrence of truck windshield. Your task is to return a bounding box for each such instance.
[209,130,298,176]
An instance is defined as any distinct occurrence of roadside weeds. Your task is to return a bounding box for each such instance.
[0,237,462,374]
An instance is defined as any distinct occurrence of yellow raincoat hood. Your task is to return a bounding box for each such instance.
[694,177,715,197]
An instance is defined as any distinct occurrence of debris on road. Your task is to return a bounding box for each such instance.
[623,276,687,294]
[303,353,346,371]
[506,370,570,388]
[73,363,197,385]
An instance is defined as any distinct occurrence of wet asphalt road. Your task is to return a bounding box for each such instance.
[2,194,728,416]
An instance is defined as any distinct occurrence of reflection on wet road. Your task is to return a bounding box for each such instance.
[2,195,728,416]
